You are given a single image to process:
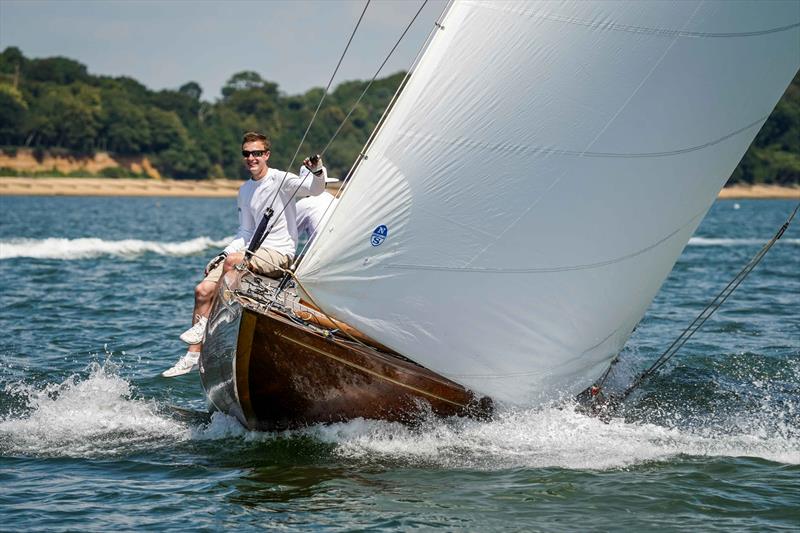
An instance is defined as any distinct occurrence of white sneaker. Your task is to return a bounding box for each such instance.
[162,351,200,378]
[180,316,208,344]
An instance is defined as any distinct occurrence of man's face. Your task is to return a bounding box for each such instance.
[242,141,270,179]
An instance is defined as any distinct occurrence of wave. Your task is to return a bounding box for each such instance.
[2,235,796,261]
[688,237,800,247]
[3,362,796,466]
[0,236,233,260]
[298,404,799,469]
[193,401,799,469]
[0,363,188,457]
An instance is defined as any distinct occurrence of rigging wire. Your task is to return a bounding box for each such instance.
[275,0,431,271]
[579,201,800,412]
[319,0,429,157]
[285,0,448,280]
[240,0,370,260]
[253,0,371,236]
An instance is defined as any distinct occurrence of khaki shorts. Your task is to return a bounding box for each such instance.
[203,247,292,284]
[249,247,292,278]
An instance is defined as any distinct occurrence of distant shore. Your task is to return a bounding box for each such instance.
[0,177,798,199]
[0,177,241,198]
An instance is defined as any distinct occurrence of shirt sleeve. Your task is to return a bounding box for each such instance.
[283,165,326,197]
[223,187,255,254]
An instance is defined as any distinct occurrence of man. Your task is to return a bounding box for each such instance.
[295,189,338,247]
[163,131,326,377]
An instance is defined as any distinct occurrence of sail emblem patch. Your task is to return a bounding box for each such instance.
[370,225,388,246]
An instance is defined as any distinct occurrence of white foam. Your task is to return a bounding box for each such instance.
[0,236,234,260]
[688,237,800,247]
[301,406,800,469]
[3,364,795,467]
[0,363,189,457]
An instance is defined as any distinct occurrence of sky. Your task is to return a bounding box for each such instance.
[0,0,446,100]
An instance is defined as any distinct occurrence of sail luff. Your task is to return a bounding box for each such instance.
[295,0,800,405]
[301,0,454,263]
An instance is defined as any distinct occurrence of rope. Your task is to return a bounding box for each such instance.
[282,269,378,353]
[319,0,429,157]
[263,0,371,213]
[237,0,371,266]
[281,0,431,271]
[580,201,800,409]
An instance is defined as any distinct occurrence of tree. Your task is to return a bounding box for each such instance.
[0,83,28,143]
[222,71,277,99]
[179,81,202,101]
[100,92,150,154]
[26,56,89,85]
[147,107,189,152]
[24,84,100,151]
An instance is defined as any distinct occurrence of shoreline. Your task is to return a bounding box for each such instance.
[0,177,798,199]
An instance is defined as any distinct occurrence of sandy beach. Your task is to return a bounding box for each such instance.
[0,177,798,199]
[0,177,241,198]
[716,184,800,199]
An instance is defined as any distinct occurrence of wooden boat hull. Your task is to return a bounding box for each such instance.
[199,271,492,431]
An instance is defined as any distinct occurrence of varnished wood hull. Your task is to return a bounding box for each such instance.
[199,272,492,431]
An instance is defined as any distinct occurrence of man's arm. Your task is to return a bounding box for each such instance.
[283,156,326,197]
[223,185,256,255]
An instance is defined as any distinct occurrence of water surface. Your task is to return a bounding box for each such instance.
[0,196,798,530]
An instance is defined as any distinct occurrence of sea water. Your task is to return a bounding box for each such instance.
[0,196,797,531]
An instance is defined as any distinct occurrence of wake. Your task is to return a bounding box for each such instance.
[2,362,796,467]
[2,235,796,261]
[688,237,800,247]
[0,236,233,260]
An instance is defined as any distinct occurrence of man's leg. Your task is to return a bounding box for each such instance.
[163,262,224,377]
[247,248,291,279]
[186,278,217,352]
[224,252,246,273]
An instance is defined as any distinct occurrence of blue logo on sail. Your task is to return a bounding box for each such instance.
[370,225,388,247]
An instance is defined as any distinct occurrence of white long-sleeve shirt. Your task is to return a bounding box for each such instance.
[296,191,338,242]
[224,165,325,257]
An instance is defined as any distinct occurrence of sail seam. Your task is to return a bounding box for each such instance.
[445,327,622,380]
[466,1,800,39]
[399,116,766,160]
[385,211,704,274]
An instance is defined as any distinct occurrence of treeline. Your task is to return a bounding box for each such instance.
[0,47,402,180]
[0,47,798,183]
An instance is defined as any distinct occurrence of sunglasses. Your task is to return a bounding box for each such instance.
[242,150,268,158]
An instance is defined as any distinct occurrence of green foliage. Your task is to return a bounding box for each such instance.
[730,71,800,185]
[1,47,797,184]
[24,84,102,151]
[0,48,408,179]
[0,83,28,143]
[99,166,146,179]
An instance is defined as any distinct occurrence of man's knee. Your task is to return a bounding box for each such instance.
[223,253,244,272]
[195,280,216,302]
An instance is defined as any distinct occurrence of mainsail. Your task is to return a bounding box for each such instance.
[295,0,800,405]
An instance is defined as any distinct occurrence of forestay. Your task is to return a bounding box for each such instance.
[295,0,800,404]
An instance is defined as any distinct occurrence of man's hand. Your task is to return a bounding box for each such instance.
[303,154,324,176]
[205,252,227,275]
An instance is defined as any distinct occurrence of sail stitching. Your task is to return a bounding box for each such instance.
[398,116,767,159]
[463,1,704,269]
[386,210,705,274]
[467,1,800,39]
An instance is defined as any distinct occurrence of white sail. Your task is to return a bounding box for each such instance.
[295,0,800,405]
